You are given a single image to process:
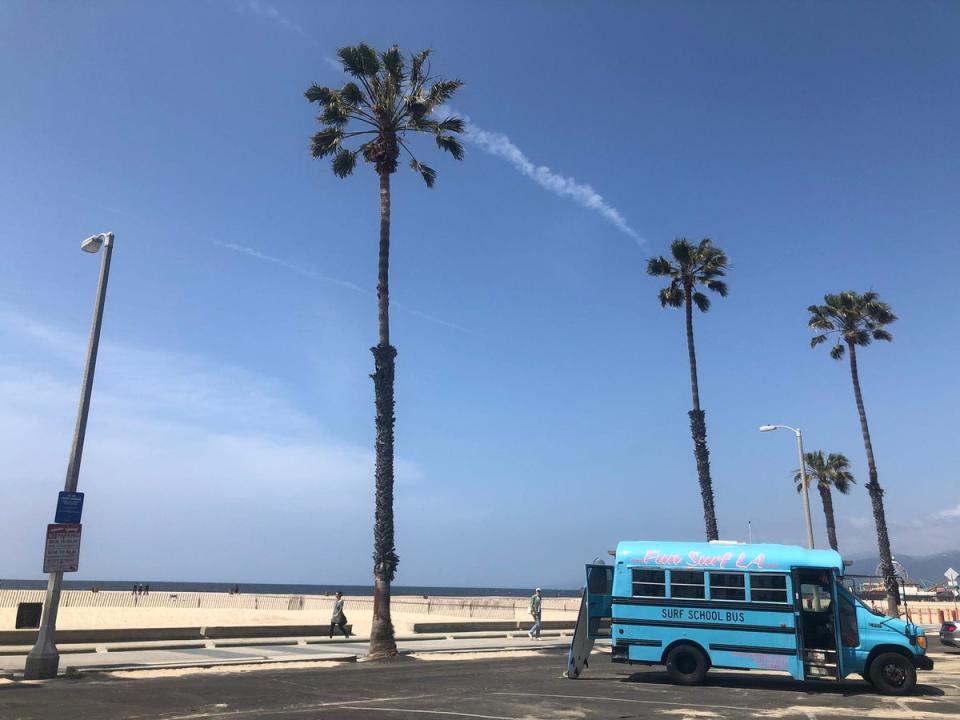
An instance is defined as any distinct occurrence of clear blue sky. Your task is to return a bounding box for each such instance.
[1,1,958,587]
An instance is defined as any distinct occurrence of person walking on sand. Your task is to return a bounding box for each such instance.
[527,587,543,639]
[329,592,350,639]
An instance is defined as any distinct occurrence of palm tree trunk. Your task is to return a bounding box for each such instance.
[818,484,839,552]
[848,342,898,616]
[684,284,718,541]
[370,169,399,657]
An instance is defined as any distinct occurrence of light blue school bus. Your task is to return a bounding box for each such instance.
[567,540,932,695]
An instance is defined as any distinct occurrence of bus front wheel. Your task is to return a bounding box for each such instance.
[664,644,708,685]
[869,652,916,695]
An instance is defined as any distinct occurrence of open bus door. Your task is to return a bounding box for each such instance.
[566,564,612,679]
[793,567,841,680]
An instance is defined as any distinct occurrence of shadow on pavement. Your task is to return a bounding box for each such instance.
[621,670,945,697]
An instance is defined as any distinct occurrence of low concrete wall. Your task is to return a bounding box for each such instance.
[0,627,201,644]
[202,625,350,639]
[0,624,354,646]
[411,620,575,634]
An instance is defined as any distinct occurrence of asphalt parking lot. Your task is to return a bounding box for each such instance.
[2,645,958,719]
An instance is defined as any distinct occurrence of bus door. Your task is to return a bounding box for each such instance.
[585,564,613,638]
[793,568,840,680]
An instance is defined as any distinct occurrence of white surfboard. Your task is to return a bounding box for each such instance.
[565,587,595,679]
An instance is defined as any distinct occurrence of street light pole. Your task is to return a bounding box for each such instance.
[759,424,815,550]
[24,232,114,680]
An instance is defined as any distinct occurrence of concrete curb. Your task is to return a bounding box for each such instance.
[64,653,359,674]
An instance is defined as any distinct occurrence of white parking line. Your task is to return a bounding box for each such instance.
[156,695,436,720]
[339,708,537,720]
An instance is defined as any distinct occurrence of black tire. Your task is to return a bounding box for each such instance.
[869,652,917,695]
[664,644,709,685]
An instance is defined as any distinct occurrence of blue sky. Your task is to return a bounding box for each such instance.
[1,1,958,587]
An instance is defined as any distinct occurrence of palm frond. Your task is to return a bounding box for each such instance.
[410,49,431,89]
[311,128,343,158]
[705,280,728,296]
[409,158,436,187]
[829,343,845,360]
[426,79,463,108]
[340,82,366,107]
[670,238,694,268]
[435,134,464,160]
[437,116,466,134]
[810,334,828,348]
[331,149,357,178]
[658,284,684,308]
[320,100,350,126]
[381,46,405,87]
[872,329,893,342]
[646,256,674,277]
[305,84,334,106]
[692,292,711,313]
[337,43,381,78]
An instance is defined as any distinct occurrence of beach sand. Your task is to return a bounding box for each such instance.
[0,591,578,638]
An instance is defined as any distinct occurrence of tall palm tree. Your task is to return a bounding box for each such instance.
[793,450,855,552]
[808,291,898,615]
[647,238,729,541]
[306,44,465,657]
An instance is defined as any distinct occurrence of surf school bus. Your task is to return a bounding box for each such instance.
[566,540,933,695]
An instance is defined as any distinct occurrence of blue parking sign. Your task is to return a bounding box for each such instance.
[55,492,85,524]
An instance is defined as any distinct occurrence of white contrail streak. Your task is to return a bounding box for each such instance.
[441,107,641,244]
[210,241,471,333]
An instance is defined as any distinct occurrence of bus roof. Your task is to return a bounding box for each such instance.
[616,540,843,574]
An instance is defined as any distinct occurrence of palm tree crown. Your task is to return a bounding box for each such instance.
[306,44,465,184]
[647,238,729,312]
[808,291,897,359]
[794,450,855,552]
[794,451,855,495]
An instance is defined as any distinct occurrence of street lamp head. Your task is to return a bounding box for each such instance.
[80,232,113,253]
[758,425,777,432]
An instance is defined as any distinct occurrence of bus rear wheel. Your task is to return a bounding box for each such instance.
[665,644,708,685]
[869,652,916,695]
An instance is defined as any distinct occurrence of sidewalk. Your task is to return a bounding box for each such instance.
[0,631,572,676]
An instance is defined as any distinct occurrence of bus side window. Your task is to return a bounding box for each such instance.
[632,569,666,597]
[839,592,859,647]
[750,573,789,603]
[670,570,705,599]
[709,572,745,601]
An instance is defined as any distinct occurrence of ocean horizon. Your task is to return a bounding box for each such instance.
[0,579,580,598]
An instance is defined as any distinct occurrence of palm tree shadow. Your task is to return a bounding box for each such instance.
[620,670,945,697]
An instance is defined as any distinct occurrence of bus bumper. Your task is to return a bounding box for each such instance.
[915,655,934,671]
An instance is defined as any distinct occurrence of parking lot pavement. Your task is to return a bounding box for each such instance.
[0,635,569,674]
[1,645,958,719]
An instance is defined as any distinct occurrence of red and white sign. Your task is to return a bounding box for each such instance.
[43,523,82,573]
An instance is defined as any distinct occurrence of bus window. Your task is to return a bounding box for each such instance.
[799,583,832,612]
[750,573,789,603]
[838,592,859,647]
[632,569,666,597]
[670,570,705,599]
[709,572,745,601]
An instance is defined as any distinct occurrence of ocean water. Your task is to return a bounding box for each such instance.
[0,579,579,598]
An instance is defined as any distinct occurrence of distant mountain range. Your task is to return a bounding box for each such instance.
[845,550,960,584]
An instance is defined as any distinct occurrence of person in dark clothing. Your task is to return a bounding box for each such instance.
[329,592,350,638]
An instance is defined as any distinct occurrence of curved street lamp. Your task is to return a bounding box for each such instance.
[759,424,815,550]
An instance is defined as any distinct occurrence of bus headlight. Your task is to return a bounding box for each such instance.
[917,634,927,649]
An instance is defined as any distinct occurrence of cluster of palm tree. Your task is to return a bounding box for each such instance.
[306,44,903,657]
[647,241,900,615]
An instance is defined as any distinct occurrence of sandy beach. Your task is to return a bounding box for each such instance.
[0,590,579,638]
